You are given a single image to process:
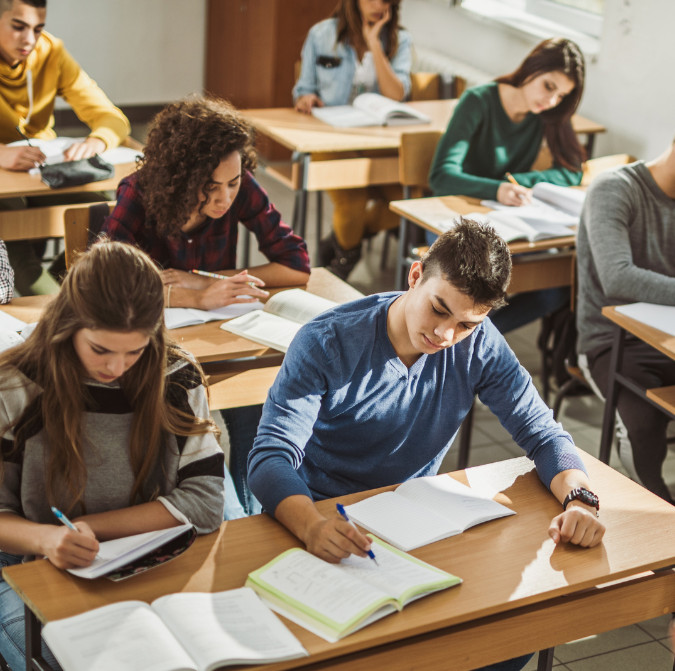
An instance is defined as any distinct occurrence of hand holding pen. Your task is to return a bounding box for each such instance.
[336,503,379,566]
[0,126,46,172]
[46,506,99,569]
[497,172,532,206]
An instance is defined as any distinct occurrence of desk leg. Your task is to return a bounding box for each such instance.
[585,134,596,158]
[536,647,555,671]
[598,325,625,464]
[290,151,310,242]
[395,186,412,291]
[24,605,55,671]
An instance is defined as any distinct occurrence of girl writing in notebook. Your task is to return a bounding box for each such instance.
[293,0,412,279]
[103,96,310,517]
[429,38,586,333]
[0,242,225,671]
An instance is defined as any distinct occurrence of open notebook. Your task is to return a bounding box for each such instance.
[246,537,460,642]
[42,587,307,671]
[164,301,264,330]
[344,474,515,551]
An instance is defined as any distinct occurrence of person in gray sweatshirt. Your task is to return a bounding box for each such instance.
[576,136,675,504]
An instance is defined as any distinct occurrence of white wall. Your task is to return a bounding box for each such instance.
[401,0,675,159]
[46,0,206,107]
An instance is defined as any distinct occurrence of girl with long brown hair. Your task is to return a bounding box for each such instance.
[293,0,412,280]
[0,241,225,670]
[429,37,586,334]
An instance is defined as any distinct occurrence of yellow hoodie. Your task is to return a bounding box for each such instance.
[0,30,130,149]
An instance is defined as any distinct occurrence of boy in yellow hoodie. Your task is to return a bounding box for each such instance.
[0,0,130,294]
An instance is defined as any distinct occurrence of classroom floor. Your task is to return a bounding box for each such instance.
[246,164,675,671]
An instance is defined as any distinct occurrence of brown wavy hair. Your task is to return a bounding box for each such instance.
[496,38,586,171]
[136,96,257,236]
[332,0,402,59]
[0,241,217,516]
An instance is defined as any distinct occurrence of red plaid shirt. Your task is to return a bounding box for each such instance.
[102,171,310,274]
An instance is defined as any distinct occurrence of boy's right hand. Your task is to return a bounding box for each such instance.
[304,515,373,563]
[0,144,46,171]
[42,521,99,569]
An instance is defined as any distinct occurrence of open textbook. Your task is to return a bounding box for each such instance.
[67,524,196,581]
[615,302,675,338]
[164,301,264,330]
[344,474,515,551]
[311,92,431,128]
[8,137,142,172]
[246,538,460,642]
[470,182,586,242]
[42,587,308,671]
[220,288,337,353]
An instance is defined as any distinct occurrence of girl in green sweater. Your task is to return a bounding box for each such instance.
[429,38,585,333]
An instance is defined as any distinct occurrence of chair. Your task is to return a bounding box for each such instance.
[63,202,115,269]
[410,72,441,101]
[393,130,442,288]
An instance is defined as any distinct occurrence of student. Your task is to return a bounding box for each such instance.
[0,239,13,303]
[0,241,225,671]
[249,219,604,671]
[0,0,131,296]
[103,96,310,516]
[576,136,675,505]
[293,0,411,280]
[429,38,586,333]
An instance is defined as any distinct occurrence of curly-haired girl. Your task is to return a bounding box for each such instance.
[103,96,310,310]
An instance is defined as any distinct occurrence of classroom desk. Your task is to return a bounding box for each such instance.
[242,102,604,243]
[0,268,362,409]
[0,163,136,242]
[4,452,674,671]
[389,195,576,291]
[598,305,675,464]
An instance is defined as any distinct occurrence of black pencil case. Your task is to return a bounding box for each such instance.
[40,154,114,189]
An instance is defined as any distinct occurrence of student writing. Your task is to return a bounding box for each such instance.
[429,38,586,333]
[0,242,225,671]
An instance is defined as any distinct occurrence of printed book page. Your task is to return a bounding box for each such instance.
[220,289,336,353]
[43,589,307,671]
[311,93,430,127]
[164,301,264,330]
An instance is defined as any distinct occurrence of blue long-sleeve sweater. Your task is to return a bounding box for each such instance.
[248,293,585,514]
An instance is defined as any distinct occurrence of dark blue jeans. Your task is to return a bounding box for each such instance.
[489,287,570,335]
[222,404,263,516]
[0,552,62,671]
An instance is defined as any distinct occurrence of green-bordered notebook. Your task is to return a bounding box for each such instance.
[245,536,461,642]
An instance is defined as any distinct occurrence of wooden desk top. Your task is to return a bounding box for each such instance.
[242,101,604,155]
[389,195,576,254]
[5,452,674,671]
[0,268,363,365]
[602,305,675,362]
[0,162,136,200]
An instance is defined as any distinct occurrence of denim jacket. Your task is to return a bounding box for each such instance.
[293,18,412,105]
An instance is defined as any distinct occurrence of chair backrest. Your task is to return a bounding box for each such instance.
[64,202,115,269]
[398,130,442,195]
[410,72,441,101]
[581,153,635,186]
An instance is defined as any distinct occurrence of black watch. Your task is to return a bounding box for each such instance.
[562,487,599,516]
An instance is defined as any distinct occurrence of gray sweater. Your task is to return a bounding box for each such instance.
[0,354,225,535]
[576,161,675,354]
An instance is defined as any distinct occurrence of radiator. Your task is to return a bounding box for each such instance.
[413,46,494,95]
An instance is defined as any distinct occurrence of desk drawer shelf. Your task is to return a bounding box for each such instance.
[646,385,675,418]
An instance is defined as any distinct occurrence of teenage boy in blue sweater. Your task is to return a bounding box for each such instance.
[249,220,605,568]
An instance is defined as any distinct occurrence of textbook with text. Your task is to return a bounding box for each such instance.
[344,474,515,551]
[67,524,197,581]
[311,92,431,128]
[42,587,308,671]
[220,288,337,353]
[164,301,264,330]
[246,537,461,642]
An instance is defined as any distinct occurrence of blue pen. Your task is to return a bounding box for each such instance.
[336,503,379,566]
[51,506,78,531]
